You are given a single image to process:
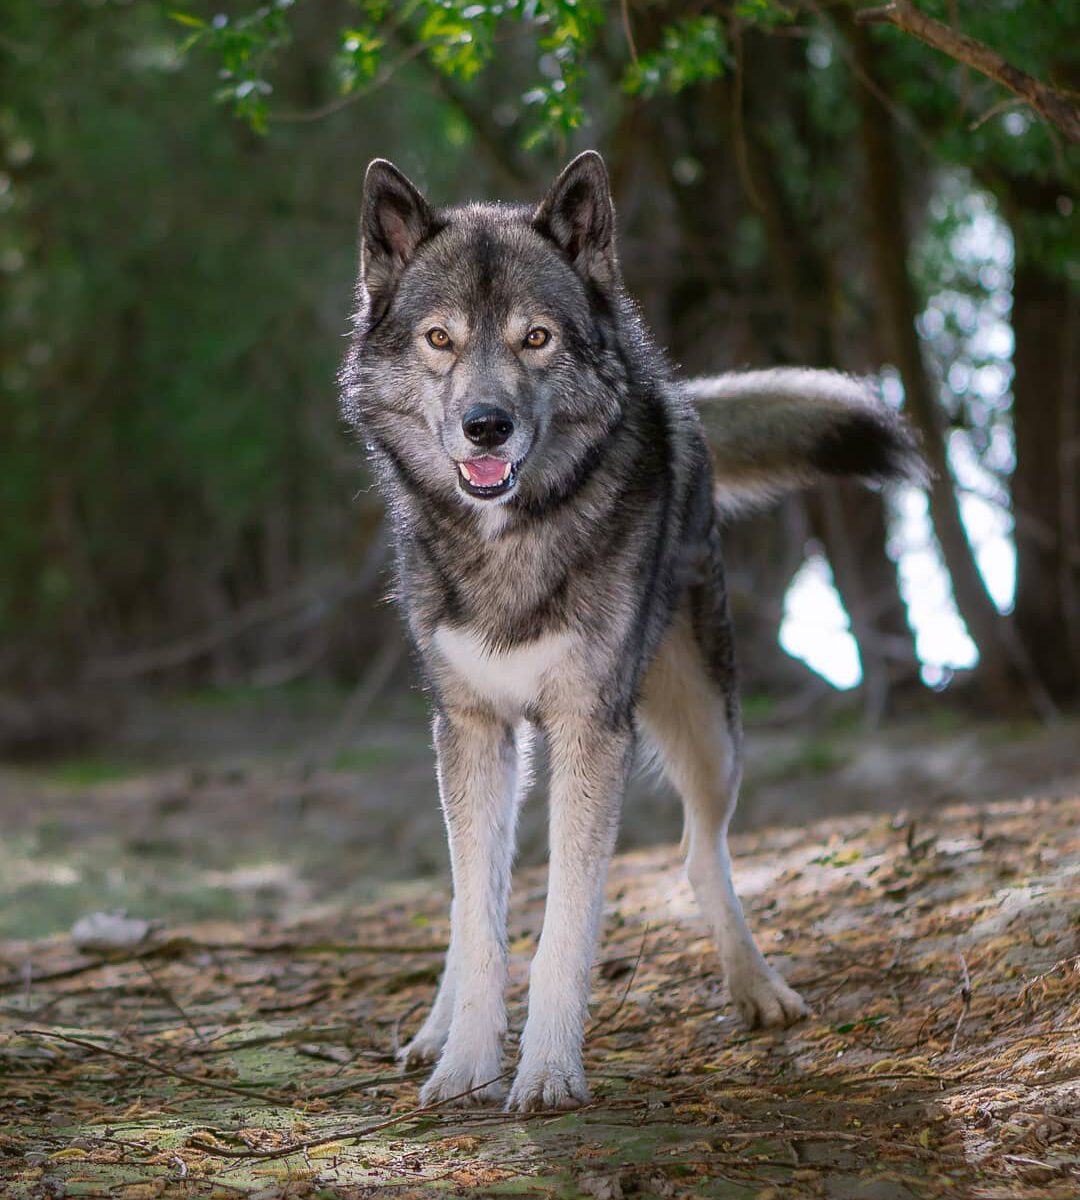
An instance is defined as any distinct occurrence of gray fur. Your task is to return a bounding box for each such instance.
[339,151,922,1112]
[686,368,926,515]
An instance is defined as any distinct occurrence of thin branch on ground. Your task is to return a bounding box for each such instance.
[187,1071,515,1160]
[949,950,973,1053]
[389,998,424,1059]
[306,1065,428,1101]
[18,1028,289,1106]
[588,924,649,1038]
[138,959,208,1047]
[0,935,446,995]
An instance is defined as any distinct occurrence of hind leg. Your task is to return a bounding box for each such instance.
[641,608,807,1028]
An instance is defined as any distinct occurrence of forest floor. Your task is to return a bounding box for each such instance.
[1,694,1079,1197]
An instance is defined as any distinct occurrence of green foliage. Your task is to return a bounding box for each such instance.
[172,0,295,133]
[4,0,1078,687]
[335,27,385,95]
[733,0,794,27]
[872,0,1079,281]
[622,17,728,99]
[419,2,499,81]
[521,0,606,146]
[420,2,496,80]
[0,0,400,653]
[169,0,1078,257]
[174,2,772,145]
[172,0,610,145]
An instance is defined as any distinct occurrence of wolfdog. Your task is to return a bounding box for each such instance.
[340,151,922,1112]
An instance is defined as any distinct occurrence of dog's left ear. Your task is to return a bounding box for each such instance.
[361,159,435,311]
[534,150,619,290]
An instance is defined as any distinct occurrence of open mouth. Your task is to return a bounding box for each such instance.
[456,457,518,500]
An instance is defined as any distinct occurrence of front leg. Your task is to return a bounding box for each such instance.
[415,709,525,1106]
[507,710,632,1112]
[398,896,459,1070]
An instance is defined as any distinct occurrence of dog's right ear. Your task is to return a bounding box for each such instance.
[360,159,434,311]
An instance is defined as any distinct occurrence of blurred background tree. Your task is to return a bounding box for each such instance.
[1,0,1077,755]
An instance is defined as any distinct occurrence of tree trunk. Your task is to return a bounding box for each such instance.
[847,17,1049,716]
[742,39,920,719]
[1010,261,1080,703]
[621,76,825,698]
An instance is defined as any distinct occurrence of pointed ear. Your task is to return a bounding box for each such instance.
[360,159,435,310]
[533,150,619,289]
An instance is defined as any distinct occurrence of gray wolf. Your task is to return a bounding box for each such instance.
[339,151,923,1112]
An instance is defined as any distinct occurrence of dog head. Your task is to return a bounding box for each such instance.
[342,152,640,511]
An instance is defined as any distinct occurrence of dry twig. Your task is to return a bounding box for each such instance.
[949,951,973,1053]
[187,1071,514,1160]
[618,0,638,63]
[588,924,649,1038]
[18,1028,288,1106]
[138,959,207,1046]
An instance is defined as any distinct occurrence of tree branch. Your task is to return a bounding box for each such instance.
[857,0,1080,143]
[389,24,535,190]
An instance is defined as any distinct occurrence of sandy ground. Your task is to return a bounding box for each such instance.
[0,688,1076,942]
[1,788,1077,1197]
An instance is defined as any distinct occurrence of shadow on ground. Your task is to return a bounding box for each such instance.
[2,790,1078,1198]
[1,689,1077,943]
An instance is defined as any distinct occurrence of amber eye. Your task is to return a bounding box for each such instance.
[523,326,550,349]
[426,328,452,350]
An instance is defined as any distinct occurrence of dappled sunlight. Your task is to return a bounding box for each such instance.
[4,792,1077,1196]
[2,1,1077,1194]
[893,485,980,678]
[780,556,863,691]
[779,177,1024,694]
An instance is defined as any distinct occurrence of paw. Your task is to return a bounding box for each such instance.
[398,1026,447,1071]
[419,1057,506,1107]
[506,1058,590,1112]
[729,965,808,1029]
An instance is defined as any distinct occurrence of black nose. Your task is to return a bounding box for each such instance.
[462,404,514,449]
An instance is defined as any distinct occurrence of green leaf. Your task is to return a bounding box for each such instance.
[336,27,384,94]
[733,0,795,28]
[169,11,207,29]
[622,16,729,99]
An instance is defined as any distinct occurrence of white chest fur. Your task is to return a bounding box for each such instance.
[432,624,575,713]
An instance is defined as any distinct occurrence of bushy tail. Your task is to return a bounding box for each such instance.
[684,368,926,516]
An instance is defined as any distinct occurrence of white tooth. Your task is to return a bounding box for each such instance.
[500,462,511,481]
[458,463,470,481]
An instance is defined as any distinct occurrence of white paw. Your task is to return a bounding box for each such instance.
[419,1056,506,1107]
[398,1024,447,1071]
[506,1058,590,1112]
[728,963,808,1029]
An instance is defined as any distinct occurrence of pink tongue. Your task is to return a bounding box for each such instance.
[464,458,508,486]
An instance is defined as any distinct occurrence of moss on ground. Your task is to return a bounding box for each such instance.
[2,792,1078,1197]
